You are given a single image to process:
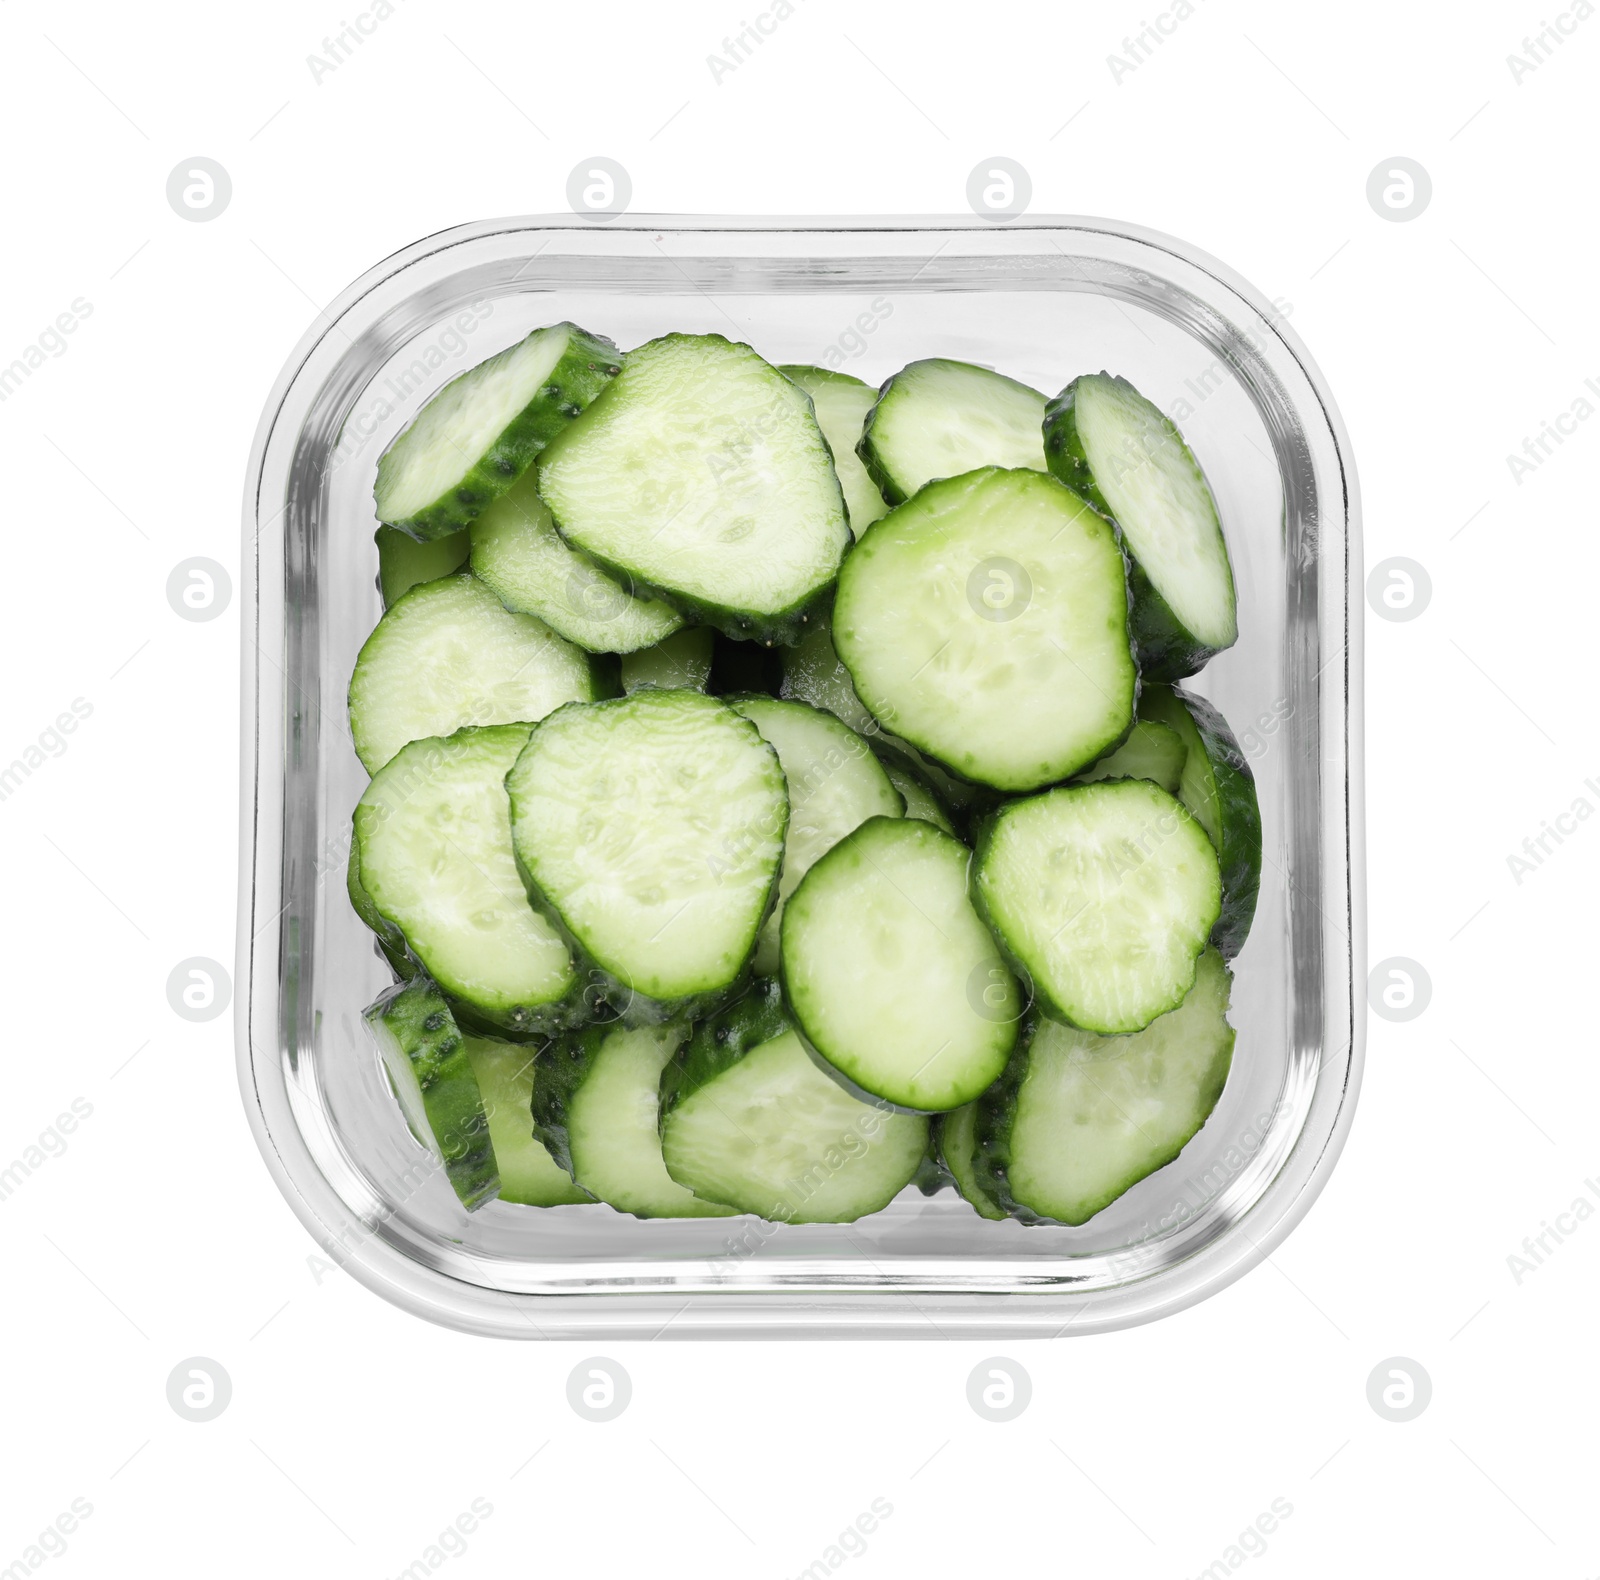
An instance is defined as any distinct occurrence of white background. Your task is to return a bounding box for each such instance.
[2,0,1596,1574]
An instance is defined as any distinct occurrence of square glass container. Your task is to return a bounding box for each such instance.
[237,216,1363,1339]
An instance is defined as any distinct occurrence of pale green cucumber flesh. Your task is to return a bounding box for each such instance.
[937,1102,1007,1220]
[782,816,1019,1112]
[660,1026,928,1223]
[538,334,850,642]
[834,467,1137,792]
[356,725,581,1035]
[469,468,682,653]
[980,949,1235,1225]
[463,1037,591,1205]
[374,322,620,540]
[377,525,469,607]
[729,697,904,976]
[1044,372,1237,678]
[779,365,889,536]
[364,978,498,1210]
[506,690,787,1020]
[973,780,1222,1035]
[348,574,598,774]
[620,626,715,694]
[859,358,1048,504]
[871,741,957,836]
[1074,719,1188,796]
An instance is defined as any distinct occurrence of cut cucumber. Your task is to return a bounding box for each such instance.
[659,980,928,1223]
[1044,373,1237,679]
[469,467,683,654]
[870,740,956,836]
[1139,685,1262,958]
[621,627,715,694]
[859,358,1048,505]
[348,574,601,774]
[728,697,904,976]
[937,1102,1006,1221]
[782,816,1020,1112]
[532,1022,737,1218]
[347,838,414,980]
[364,977,497,1210]
[462,1036,591,1206]
[355,724,584,1037]
[973,779,1221,1035]
[779,365,889,536]
[506,690,788,1023]
[833,467,1137,792]
[376,525,468,607]
[374,322,620,540]
[977,948,1235,1225]
[538,334,851,643]
[1074,719,1187,796]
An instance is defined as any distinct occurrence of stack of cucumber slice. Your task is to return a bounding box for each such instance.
[349,323,1262,1231]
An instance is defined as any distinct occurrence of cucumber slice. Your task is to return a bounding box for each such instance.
[532,1022,737,1218]
[936,1102,1006,1221]
[348,574,601,774]
[859,358,1048,505]
[782,817,1020,1112]
[972,780,1222,1035]
[346,837,414,980]
[505,690,788,1023]
[977,949,1235,1225]
[462,1036,591,1206]
[1073,719,1187,796]
[621,627,715,693]
[374,322,621,541]
[1139,685,1262,958]
[376,525,468,607]
[364,978,497,1210]
[1044,373,1237,680]
[538,334,851,643]
[355,725,584,1037]
[728,697,904,976]
[870,740,956,836]
[779,365,888,536]
[833,467,1137,793]
[469,468,683,654]
[659,980,928,1223]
